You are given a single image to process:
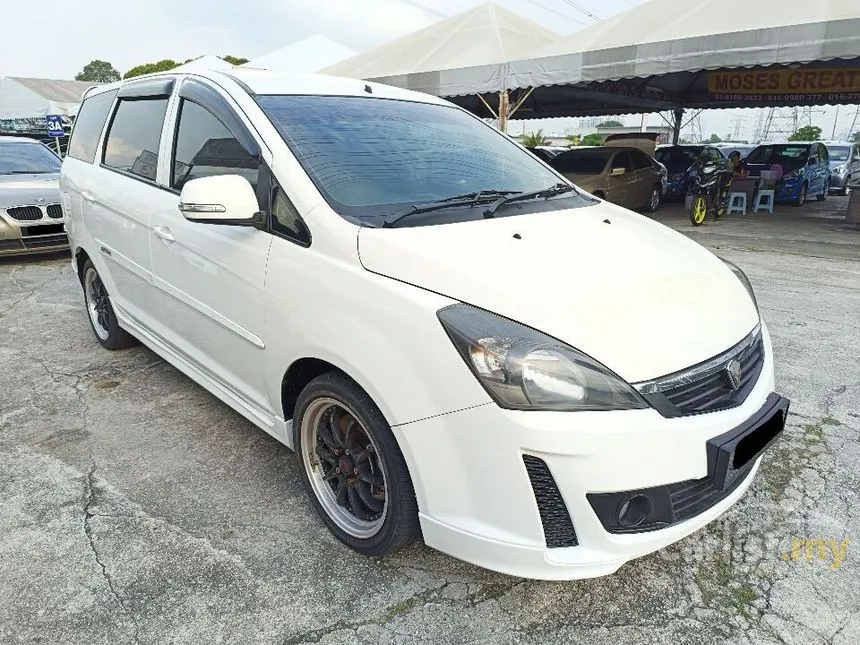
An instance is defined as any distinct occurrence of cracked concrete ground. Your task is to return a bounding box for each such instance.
[1,197,858,644]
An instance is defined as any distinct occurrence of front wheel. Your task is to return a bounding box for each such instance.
[793,183,808,207]
[82,260,137,350]
[294,372,419,556]
[817,182,828,201]
[690,195,708,226]
[644,185,661,213]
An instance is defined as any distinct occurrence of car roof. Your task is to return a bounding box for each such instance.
[0,136,40,144]
[562,146,639,154]
[83,69,450,107]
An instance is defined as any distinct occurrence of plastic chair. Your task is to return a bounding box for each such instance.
[754,190,775,214]
[727,192,747,215]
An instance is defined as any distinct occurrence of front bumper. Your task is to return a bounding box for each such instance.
[396,324,782,580]
[0,210,68,256]
[829,173,848,191]
[775,178,803,202]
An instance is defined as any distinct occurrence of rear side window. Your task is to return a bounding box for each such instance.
[103,98,169,182]
[612,152,634,171]
[171,99,259,191]
[67,90,117,163]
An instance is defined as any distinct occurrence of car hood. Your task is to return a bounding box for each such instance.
[0,173,60,209]
[358,204,759,383]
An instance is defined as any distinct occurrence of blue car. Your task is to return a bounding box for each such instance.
[743,142,831,206]
[654,145,727,200]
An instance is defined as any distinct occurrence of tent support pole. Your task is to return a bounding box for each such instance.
[477,94,499,119]
[672,107,684,144]
[508,87,534,121]
[498,90,510,133]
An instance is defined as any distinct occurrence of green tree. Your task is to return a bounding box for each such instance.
[580,133,604,146]
[596,120,623,128]
[565,134,582,147]
[521,130,548,147]
[708,133,722,143]
[222,55,249,66]
[788,125,822,142]
[124,59,180,79]
[75,60,120,83]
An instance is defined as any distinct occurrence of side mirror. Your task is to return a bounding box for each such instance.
[610,167,626,176]
[178,175,262,226]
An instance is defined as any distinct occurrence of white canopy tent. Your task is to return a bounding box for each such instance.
[0,76,94,119]
[399,0,860,138]
[321,1,561,129]
[499,0,860,92]
[244,36,356,73]
[171,55,234,73]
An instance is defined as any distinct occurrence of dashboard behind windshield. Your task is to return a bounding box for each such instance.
[257,95,591,225]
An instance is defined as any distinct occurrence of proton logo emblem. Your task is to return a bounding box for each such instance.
[36,197,45,203]
[726,359,742,391]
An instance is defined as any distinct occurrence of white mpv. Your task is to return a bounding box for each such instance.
[61,70,789,580]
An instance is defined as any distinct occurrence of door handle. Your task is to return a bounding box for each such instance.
[153,225,175,243]
[82,191,95,203]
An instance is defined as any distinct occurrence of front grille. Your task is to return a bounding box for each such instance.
[22,233,68,249]
[668,462,753,522]
[6,206,43,221]
[636,325,764,417]
[522,455,578,548]
[46,204,63,219]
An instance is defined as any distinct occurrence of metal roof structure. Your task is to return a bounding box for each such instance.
[0,76,94,119]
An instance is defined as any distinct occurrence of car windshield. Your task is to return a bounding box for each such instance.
[745,145,809,171]
[0,141,61,175]
[256,95,590,224]
[827,146,850,162]
[550,149,612,175]
[655,147,702,171]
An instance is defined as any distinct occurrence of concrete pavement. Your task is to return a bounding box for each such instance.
[1,198,858,644]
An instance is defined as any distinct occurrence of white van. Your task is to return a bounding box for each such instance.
[60,70,789,580]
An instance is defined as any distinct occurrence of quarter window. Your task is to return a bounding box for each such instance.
[68,90,117,163]
[612,152,634,172]
[271,186,310,246]
[171,99,259,191]
[103,98,169,181]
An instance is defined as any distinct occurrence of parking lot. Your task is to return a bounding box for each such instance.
[1,197,858,645]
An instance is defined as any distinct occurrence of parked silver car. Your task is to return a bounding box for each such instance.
[826,141,859,195]
[0,136,67,256]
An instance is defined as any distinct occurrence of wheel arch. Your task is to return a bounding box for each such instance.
[74,247,92,285]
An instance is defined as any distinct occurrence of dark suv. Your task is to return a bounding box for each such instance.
[655,145,727,201]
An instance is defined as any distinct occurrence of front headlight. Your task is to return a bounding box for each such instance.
[437,304,648,411]
[721,258,758,312]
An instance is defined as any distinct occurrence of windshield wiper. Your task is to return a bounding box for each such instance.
[381,190,519,228]
[482,183,578,218]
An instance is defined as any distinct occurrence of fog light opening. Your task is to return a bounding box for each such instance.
[617,494,653,528]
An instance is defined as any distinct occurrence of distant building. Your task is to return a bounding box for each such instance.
[595,124,674,144]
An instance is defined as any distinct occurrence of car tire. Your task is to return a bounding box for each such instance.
[643,185,661,213]
[81,259,137,350]
[793,183,807,207]
[817,182,828,201]
[293,372,419,557]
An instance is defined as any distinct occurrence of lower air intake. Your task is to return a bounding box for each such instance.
[522,455,578,548]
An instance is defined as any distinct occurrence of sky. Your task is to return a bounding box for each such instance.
[2,0,858,142]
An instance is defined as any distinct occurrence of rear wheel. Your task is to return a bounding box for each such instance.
[643,185,661,213]
[690,195,707,226]
[817,181,828,201]
[294,372,419,556]
[82,260,137,350]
